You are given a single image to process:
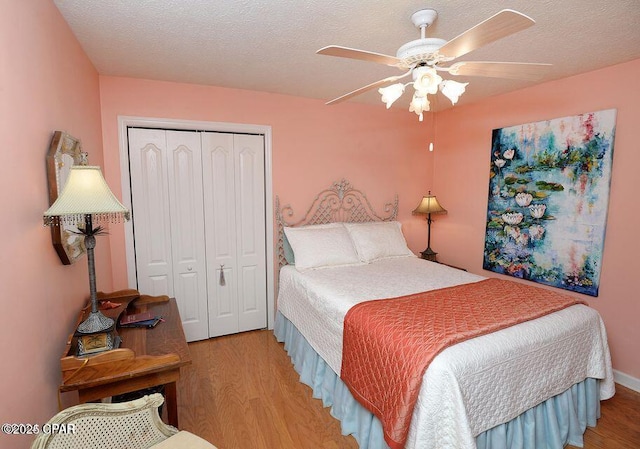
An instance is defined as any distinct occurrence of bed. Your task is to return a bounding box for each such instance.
[274,180,614,449]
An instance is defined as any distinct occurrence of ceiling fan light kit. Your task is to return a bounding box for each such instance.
[379,66,469,120]
[379,83,406,109]
[413,66,442,95]
[317,8,551,120]
[439,80,468,104]
[409,92,430,121]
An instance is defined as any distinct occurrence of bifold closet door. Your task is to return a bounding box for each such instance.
[128,128,209,342]
[202,132,267,337]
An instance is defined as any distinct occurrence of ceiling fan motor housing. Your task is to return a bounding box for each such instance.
[396,38,448,68]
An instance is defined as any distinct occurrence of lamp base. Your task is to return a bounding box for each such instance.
[76,311,115,334]
[77,331,118,356]
[420,247,437,262]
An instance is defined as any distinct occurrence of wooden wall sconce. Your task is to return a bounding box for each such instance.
[46,131,87,264]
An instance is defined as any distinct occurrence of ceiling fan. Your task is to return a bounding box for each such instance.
[317,9,551,120]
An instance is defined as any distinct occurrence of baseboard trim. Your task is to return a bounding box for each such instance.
[614,369,640,392]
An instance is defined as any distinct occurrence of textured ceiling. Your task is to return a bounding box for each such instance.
[53,0,640,111]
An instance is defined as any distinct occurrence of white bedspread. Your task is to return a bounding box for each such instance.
[277,257,615,449]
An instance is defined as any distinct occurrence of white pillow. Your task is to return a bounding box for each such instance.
[344,221,415,262]
[283,223,362,271]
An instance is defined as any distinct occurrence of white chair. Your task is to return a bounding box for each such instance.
[31,394,216,449]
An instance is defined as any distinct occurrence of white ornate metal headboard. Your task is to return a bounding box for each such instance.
[275,179,398,268]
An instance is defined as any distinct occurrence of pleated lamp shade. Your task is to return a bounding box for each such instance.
[44,166,130,226]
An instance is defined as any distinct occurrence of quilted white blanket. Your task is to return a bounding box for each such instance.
[277,257,614,449]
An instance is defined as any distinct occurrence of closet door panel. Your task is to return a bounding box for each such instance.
[208,146,235,260]
[166,131,209,342]
[234,134,267,332]
[240,266,258,310]
[202,132,239,337]
[214,266,234,315]
[128,128,174,298]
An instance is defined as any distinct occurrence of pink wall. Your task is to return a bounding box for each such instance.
[98,77,435,290]
[0,1,111,448]
[433,59,640,379]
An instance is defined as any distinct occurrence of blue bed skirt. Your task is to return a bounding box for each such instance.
[274,311,600,449]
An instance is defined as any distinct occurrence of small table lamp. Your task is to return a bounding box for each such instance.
[413,191,447,261]
[44,166,130,340]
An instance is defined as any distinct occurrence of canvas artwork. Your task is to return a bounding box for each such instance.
[483,109,616,296]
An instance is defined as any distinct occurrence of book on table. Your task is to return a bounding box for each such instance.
[119,311,154,326]
[119,317,163,329]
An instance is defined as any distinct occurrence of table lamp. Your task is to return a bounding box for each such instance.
[44,166,130,339]
[413,191,447,261]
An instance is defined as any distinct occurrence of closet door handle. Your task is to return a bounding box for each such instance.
[187,266,193,271]
[219,264,226,286]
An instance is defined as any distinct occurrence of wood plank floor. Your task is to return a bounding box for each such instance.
[177,329,640,449]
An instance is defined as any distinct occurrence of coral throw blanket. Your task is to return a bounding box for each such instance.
[340,278,586,449]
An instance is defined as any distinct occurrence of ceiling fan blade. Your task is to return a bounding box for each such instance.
[448,61,552,81]
[326,70,411,105]
[317,45,401,67]
[438,9,535,59]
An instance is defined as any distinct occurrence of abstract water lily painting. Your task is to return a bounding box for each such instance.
[483,109,616,296]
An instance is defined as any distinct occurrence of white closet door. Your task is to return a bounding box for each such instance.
[128,128,209,342]
[234,134,267,332]
[128,128,174,298]
[202,132,238,337]
[202,133,267,337]
[165,131,209,342]
[129,128,266,340]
